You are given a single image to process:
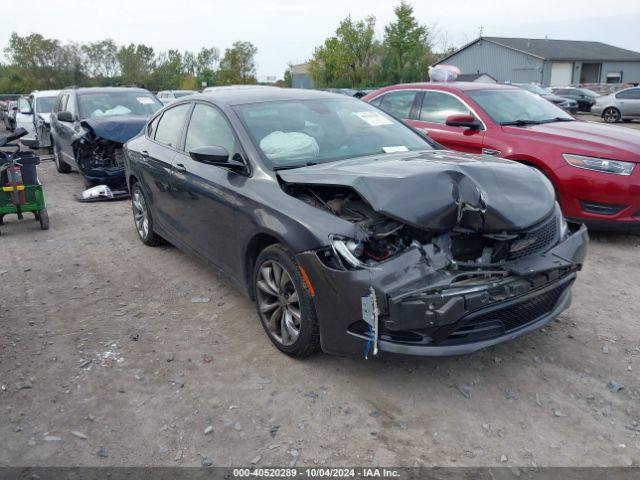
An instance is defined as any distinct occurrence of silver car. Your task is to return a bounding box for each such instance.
[591,87,640,123]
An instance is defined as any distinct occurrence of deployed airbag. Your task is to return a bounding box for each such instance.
[260,131,319,162]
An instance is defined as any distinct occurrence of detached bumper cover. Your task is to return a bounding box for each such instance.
[296,223,588,356]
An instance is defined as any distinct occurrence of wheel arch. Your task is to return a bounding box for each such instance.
[244,232,290,300]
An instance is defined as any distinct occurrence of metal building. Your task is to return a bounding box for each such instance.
[434,37,640,87]
[291,63,313,89]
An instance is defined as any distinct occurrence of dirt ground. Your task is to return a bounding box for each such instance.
[1,122,639,469]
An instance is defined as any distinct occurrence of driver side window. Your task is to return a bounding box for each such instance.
[184,103,236,155]
[420,91,470,123]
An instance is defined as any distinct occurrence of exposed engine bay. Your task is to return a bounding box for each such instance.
[284,183,564,273]
[75,137,126,174]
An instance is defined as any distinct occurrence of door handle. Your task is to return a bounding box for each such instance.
[141,150,149,159]
[173,163,187,173]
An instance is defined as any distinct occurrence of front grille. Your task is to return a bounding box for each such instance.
[444,282,569,344]
[508,214,559,260]
[580,200,626,216]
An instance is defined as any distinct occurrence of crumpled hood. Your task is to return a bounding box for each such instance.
[278,150,556,232]
[80,116,148,143]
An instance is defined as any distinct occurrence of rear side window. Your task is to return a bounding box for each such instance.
[154,103,191,148]
[184,103,236,154]
[377,91,417,119]
[616,89,640,100]
[419,91,470,123]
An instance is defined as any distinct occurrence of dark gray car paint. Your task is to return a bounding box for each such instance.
[277,150,556,232]
[124,89,587,356]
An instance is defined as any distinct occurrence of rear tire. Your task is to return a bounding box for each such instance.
[131,182,164,246]
[253,244,320,358]
[602,107,621,123]
[53,142,71,173]
[39,209,49,230]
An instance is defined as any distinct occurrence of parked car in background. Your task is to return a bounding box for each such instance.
[364,82,640,229]
[15,96,38,147]
[0,100,6,121]
[551,87,599,112]
[156,90,197,105]
[124,87,587,358]
[50,87,162,187]
[3,101,17,131]
[590,86,640,123]
[513,83,578,113]
[29,90,61,148]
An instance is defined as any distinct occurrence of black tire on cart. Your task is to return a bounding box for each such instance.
[39,208,49,230]
[0,215,3,225]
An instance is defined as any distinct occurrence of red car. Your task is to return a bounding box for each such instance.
[363,83,640,229]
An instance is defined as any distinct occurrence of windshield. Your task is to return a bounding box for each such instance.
[468,89,573,125]
[35,96,57,114]
[517,84,547,95]
[78,91,162,119]
[234,98,433,168]
[174,91,196,98]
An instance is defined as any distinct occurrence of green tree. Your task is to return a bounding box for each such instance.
[81,39,119,81]
[116,43,156,87]
[283,63,292,88]
[309,15,380,88]
[382,1,433,83]
[195,47,220,87]
[218,41,257,85]
[4,32,75,90]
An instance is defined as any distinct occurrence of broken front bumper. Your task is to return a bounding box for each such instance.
[296,222,588,356]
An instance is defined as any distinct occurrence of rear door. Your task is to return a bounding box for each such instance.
[410,90,484,153]
[169,101,241,273]
[139,102,192,237]
[616,88,640,116]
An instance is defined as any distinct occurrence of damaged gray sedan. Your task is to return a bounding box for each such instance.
[124,88,588,358]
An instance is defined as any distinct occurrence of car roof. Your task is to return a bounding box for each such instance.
[196,86,349,106]
[31,90,62,97]
[71,87,152,95]
[371,82,519,95]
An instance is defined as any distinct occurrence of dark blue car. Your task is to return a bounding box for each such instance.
[50,87,162,188]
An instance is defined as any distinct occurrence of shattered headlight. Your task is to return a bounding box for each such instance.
[559,215,569,240]
[563,154,635,176]
[330,235,366,269]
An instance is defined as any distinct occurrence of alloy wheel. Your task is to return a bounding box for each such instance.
[603,108,620,123]
[132,188,149,240]
[256,260,301,346]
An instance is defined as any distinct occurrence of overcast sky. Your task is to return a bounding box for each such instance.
[3,0,640,80]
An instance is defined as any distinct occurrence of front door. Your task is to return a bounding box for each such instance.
[168,102,241,273]
[409,91,484,153]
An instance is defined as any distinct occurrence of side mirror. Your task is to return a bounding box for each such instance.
[57,111,74,122]
[445,113,481,129]
[189,146,246,172]
[11,106,18,111]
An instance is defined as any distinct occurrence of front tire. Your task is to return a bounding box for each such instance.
[603,107,621,123]
[131,182,164,246]
[53,141,71,173]
[254,244,320,358]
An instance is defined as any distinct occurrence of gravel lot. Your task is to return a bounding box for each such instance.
[1,122,639,468]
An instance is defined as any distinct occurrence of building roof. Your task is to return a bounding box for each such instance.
[437,36,640,64]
